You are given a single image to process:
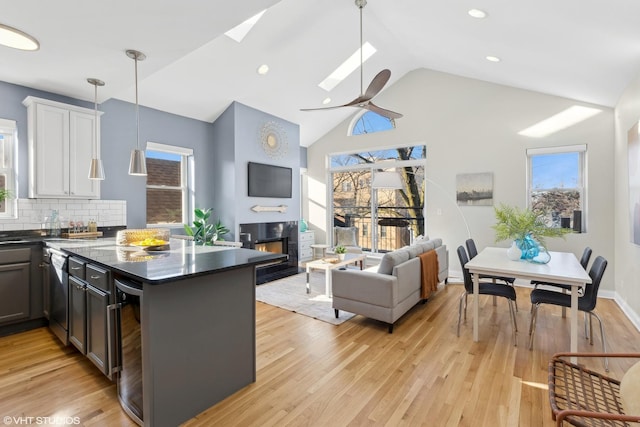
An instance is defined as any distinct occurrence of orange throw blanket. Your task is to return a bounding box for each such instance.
[419,250,439,299]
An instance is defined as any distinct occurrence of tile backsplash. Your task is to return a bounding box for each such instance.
[0,199,126,232]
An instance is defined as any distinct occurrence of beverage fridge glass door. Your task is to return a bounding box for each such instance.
[115,278,143,426]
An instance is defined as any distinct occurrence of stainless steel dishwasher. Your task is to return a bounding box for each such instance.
[48,248,69,345]
[114,277,143,426]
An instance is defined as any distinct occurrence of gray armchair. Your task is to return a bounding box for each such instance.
[333,226,362,253]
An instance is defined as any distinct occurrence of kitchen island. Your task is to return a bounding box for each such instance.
[47,238,286,427]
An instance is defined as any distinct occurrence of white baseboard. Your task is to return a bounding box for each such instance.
[614,292,640,333]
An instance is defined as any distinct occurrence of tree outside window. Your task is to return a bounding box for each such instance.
[330,146,426,252]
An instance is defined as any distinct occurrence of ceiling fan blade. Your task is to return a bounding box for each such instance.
[300,105,346,112]
[363,69,391,99]
[365,101,403,119]
[301,94,369,112]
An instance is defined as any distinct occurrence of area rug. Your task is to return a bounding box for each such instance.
[255,271,356,325]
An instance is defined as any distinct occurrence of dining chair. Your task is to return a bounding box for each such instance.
[529,255,608,369]
[530,246,593,319]
[466,238,516,286]
[456,246,518,346]
[531,246,592,291]
[466,238,517,311]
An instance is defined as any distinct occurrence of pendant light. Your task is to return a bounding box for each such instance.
[87,78,105,180]
[126,49,147,176]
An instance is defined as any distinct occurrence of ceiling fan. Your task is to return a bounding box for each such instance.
[301,0,403,120]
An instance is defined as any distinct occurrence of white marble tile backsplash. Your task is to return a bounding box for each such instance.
[0,199,126,231]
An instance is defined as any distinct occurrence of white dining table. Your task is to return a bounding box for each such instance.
[465,247,591,357]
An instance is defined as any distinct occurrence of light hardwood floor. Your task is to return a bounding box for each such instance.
[0,283,638,426]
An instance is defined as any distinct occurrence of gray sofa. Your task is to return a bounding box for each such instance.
[331,238,448,332]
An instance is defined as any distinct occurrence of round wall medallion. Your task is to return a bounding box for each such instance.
[259,121,288,159]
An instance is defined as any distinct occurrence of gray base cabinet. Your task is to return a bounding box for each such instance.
[69,276,86,353]
[68,257,113,378]
[0,248,32,325]
[0,262,30,324]
[86,284,109,373]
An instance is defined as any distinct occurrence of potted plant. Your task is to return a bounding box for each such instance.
[492,203,570,262]
[184,208,230,245]
[334,245,347,260]
[0,189,12,212]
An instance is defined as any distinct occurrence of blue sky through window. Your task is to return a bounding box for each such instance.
[531,152,579,189]
[352,111,394,135]
[146,150,180,161]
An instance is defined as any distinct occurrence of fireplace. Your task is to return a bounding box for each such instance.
[255,240,285,254]
[240,221,301,284]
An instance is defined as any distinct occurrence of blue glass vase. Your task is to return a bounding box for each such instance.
[530,247,551,264]
[516,234,551,264]
[516,234,539,260]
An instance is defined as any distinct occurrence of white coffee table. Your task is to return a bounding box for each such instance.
[306,253,366,297]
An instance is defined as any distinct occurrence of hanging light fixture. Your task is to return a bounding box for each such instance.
[126,49,147,176]
[87,78,105,180]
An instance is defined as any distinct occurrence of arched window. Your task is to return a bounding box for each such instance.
[350,111,396,136]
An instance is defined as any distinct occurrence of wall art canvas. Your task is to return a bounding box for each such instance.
[628,122,640,245]
[456,172,493,206]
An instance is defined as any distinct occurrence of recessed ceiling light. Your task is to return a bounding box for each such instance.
[318,42,377,92]
[468,9,487,19]
[486,55,501,62]
[322,97,331,105]
[0,23,39,51]
[257,64,269,75]
[518,106,602,138]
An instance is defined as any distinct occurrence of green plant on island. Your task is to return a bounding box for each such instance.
[334,245,347,254]
[492,203,570,247]
[184,208,230,245]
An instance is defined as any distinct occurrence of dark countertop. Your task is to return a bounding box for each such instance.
[44,238,287,284]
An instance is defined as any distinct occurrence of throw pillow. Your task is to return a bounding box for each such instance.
[335,227,358,247]
[377,249,410,275]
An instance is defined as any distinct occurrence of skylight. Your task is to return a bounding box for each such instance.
[518,106,602,138]
[318,42,376,92]
[224,9,266,43]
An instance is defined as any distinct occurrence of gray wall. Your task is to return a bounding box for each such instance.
[0,81,300,234]
[100,98,214,228]
[211,102,237,239]
[211,102,300,240]
[0,81,93,199]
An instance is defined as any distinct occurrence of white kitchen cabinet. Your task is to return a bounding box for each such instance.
[299,230,315,262]
[23,96,101,199]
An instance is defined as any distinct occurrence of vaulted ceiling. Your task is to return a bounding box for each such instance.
[3,0,640,147]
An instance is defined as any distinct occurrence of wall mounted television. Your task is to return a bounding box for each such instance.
[248,162,293,198]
